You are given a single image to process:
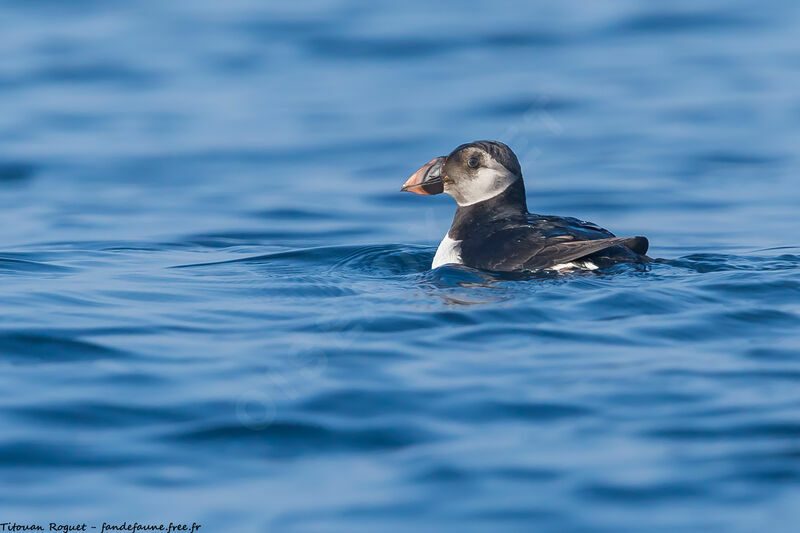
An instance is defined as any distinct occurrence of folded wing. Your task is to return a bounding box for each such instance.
[523,236,649,271]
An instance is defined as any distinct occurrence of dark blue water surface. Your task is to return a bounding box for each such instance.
[2,1,800,531]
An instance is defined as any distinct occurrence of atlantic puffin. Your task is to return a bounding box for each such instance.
[401,140,650,272]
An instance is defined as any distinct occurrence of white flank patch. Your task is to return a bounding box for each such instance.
[432,234,463,269]
[549,261,599,272]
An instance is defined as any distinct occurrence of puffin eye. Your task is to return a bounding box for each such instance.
[467,156,480,169]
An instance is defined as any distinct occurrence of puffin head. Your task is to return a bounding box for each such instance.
[401,140,523,206]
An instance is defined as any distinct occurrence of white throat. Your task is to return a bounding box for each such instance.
[432,234,462,269]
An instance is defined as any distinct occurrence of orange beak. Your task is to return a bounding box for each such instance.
[401,156,445,195]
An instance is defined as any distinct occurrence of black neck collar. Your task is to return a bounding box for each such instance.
[448,178,528,240]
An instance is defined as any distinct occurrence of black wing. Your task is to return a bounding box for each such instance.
[521,236,649,270]
[459,215,649,272]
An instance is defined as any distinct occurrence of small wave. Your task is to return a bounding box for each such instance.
[34,61,158,88]
[0,161,36,182]
[174,243,434,279]
[608,10,755,36]
[330,244,432,277]
[171,245,359,269]
[659,252,800,273]
[0,256,75,275]
[0,332,130,364]
[11,401,200,429]
[0,441,136,469]
[167,419,437,457]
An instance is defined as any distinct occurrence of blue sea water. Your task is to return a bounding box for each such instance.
[1,0,800,531]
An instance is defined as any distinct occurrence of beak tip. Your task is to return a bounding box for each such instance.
[401,156,445,196]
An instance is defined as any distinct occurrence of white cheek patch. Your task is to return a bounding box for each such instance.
[449,159,518,206]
